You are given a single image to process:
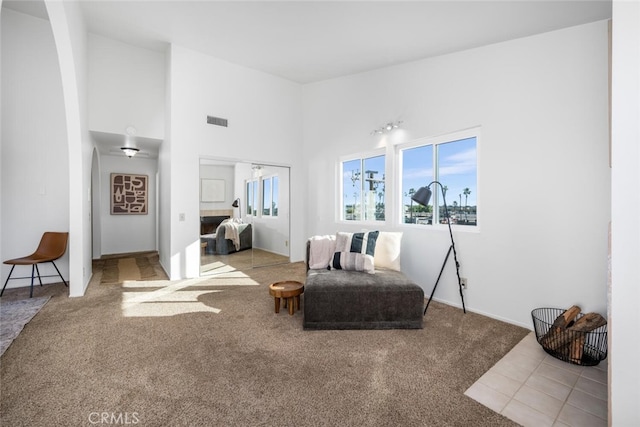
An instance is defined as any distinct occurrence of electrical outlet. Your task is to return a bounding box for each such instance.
[460,277,468,289]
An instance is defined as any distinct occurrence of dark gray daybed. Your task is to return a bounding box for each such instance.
[200,217,252,255]
[214,223,252,255]
[303,242,424,330]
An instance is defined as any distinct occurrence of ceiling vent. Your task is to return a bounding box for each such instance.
[207,115,228,127]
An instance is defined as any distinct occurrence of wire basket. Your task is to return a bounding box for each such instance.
[531,307,607,366]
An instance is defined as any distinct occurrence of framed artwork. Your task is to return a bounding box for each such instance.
[111,173,148,215]
[201,179,225,202]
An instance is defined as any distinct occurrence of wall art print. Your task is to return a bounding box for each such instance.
[111,173,148,215]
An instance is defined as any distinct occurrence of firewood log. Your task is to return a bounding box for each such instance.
[542,311,607,362]
[552,305,581,329]
[565,313,606,364]
[569,334,586,364]
[540,306,581,349]
[568,312,607,332]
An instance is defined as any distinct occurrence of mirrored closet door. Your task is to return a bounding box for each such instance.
[247,163,290,268]
[199,158,290,275]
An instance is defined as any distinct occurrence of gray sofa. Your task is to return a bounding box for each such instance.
[303,242,424,330]
[202,223,252,255]
[215,223,252,255]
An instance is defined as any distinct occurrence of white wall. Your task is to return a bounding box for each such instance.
[303,21,611,328]
[0,8,70,289]
[88,33,165,139]
[610,1,640,424]
[158,46,172,276]
[165,44,303,279]
[86,31,164,260]
[46,0,92,297]
[99,154,157,255]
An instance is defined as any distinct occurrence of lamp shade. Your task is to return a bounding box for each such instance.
[120,147,139,158]
[411,186,432,207]
[232,198,242,218]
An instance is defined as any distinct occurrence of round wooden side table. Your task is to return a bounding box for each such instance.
[269,281,304,315]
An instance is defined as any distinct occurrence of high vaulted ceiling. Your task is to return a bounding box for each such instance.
[5,0,612,84]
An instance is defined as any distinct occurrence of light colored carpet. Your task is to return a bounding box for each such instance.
[0,296,50,356]
[0,257,528,426]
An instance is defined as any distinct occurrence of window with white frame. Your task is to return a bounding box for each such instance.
[262,176,279,217]
[246,179,258,216]
[400,132,478,227]
[341,153,385,222]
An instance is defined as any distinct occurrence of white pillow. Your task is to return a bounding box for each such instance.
[331,252,375,274]
[374,232,402,271]
[334,231,379,256]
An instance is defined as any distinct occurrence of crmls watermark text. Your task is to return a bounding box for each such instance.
[88,412,140,425]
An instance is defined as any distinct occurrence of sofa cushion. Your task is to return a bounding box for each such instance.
[304,268,424,330]
[335,231,379,256]
[331,252,374,273]
[373,232,403,271]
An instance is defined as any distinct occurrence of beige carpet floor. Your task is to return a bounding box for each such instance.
[0,255,528,426]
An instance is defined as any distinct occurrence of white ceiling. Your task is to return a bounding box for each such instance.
[89,130,163,159]
[5,0,612,84]
[3,0,611,158]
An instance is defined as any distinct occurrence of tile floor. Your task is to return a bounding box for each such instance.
[465,332,608,427]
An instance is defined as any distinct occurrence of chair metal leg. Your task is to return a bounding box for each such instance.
[1,265,16,297]
[35,264,44,286]
[2,261,68,298]
[30,265,36,298]
[50,261,68,287]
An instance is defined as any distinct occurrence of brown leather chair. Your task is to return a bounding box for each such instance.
[1,232,69,298]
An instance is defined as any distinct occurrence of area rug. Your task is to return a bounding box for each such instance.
[96,251,167,284]
[0,296,50,356]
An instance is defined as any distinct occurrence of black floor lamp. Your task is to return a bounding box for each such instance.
[411,181,466,316]
[232,198,241,218]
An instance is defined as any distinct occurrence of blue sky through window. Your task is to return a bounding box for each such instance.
[263,178,271,215]
[437,137,477,208]
[341,136,476,223]
[403,137,477,208]
[342,155,385,221]
[402,145,434,206]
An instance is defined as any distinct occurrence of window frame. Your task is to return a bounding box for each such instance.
[246,179,259,217]
[396,127,480,232]
[261,174,279,218]
[338,149,387,224]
